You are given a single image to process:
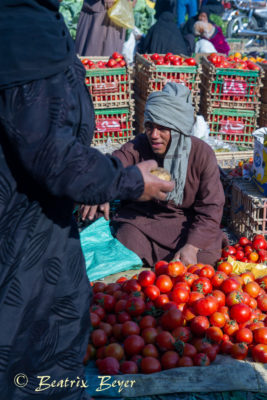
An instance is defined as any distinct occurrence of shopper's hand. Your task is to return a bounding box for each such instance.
[136,160,175,202]
[79,203,110,221]
[174,244,199,267]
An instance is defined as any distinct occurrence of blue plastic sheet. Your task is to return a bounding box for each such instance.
[80,217,142,281]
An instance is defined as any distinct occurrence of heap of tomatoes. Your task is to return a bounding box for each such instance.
[84,257,267,375]
[143,53,197,66]
[81,52,127,69]
[208,53,260,70]
[221,234,267,264]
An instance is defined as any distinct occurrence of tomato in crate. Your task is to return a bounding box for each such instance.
[93,108,134,145]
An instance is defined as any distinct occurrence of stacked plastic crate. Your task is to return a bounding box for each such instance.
[81,56,134,146]
[200,56,264,147]
[133,53,202,134]
[258,62,267,128]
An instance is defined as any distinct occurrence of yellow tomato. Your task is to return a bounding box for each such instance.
[234,52,242,58]
[242,56,248,61]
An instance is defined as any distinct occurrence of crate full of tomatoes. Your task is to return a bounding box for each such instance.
[201,54,264,111]
[80,52,134,109]
[93,107,134,145]
[84,254,267,376]
[134,53,201,112]
[203,108,258,147]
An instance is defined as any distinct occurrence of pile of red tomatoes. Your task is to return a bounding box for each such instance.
[81,52,127,69]
[143,53,197,66]
[207,53,260,70]
[221,234,267,264]
[85,255,267,375]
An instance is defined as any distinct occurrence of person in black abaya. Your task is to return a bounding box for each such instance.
[139,10,191,56]
[0,1,173,399]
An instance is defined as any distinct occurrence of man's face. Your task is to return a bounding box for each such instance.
[145,122,171,156]
[198,12,208,23]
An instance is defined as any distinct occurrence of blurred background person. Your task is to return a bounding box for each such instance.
[139,0,191,55]
[177,0,198,27]
[75,0,129,56]
[194,9,230,54]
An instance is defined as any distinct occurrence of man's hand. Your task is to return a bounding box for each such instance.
[174,243,199,267]
[136,160,175,202]
[79,203,110,221]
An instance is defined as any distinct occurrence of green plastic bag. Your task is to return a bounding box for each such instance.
[107,0,135,29]
[80,217,142,281]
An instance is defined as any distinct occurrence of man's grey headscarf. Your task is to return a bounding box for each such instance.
[144,82,195,205]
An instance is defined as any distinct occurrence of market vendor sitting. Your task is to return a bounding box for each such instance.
[81,83,225,267]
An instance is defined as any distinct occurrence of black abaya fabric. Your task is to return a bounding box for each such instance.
[0,57,144,399]
[0,0,74,89]
[139,11,190,56]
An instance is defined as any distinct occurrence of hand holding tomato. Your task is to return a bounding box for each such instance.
[174,243,199,266]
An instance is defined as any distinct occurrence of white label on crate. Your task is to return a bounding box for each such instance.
[96,118,121,132]
[92,82,118,93]
[223,79,247,95]
[220,120,244,134]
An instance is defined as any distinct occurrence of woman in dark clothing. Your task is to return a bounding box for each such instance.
[154,0,177,20]
[139,11,190,56]
[0,1,173,399]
